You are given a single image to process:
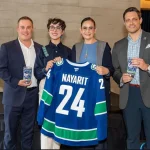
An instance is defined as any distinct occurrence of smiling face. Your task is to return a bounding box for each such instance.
[124,11,142,34]
[17,19,33,42]
[48,23,64,42]
[80,20,96,42]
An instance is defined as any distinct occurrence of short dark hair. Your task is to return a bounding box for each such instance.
[18,16,33,25]
[47,18,66,31]
[123,7,141,21]
[81,17,96,28]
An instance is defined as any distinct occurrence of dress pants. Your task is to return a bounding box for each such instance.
[61,140,107,150]
[4,87,38,150]
[123,86,150,149]
[41,133,60,149]
[60,145,95,150]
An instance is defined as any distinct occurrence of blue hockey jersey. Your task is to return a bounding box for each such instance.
[37,59,107,146]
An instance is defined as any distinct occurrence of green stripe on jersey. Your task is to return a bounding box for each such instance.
[94,101,106,115]
[42,119,97,141]
[42,90,53,105]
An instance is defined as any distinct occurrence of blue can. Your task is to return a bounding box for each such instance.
[23,66,32,83]
[127,58,137,76]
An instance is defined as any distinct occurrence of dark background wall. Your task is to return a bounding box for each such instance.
[141,9,150,32]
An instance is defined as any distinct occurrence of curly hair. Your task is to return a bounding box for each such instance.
[47,18,66,31]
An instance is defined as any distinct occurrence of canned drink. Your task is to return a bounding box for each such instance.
[127,58,137,77]
[23,66,32,84]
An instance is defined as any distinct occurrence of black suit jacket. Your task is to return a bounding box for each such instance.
[0,39,42,107]
[34,42,75,81]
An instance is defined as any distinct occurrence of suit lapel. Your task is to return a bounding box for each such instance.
[14,39,26,66]
[121,38,128,71]
[139,31,147,58]
[75,42,83,63]
[34,42,40,55]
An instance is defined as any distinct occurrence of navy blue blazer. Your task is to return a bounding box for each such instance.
[0,39,42,107]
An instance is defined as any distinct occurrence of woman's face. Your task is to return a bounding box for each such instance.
[80,20,96,41]
[48,23,64,41]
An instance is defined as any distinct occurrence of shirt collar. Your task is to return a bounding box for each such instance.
[49,41,63,48]
[18,38,34,48]
[127,30,142,43]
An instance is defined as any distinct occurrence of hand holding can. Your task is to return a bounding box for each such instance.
[23,66,32,84]
[127,58,137,77]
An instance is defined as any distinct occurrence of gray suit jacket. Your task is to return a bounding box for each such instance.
[112,30,150,109]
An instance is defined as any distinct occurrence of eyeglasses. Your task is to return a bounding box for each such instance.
[49,26,62,31]
[82,26,95,31]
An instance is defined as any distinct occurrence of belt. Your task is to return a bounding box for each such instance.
[129,84,140,88]
[27,87,37,91]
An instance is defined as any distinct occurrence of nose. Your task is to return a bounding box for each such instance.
[24,28,28,32]
[53,28,57,31]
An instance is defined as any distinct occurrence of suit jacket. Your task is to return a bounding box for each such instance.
[0,39,42,107]
[112,30,150,109]
[72,40,114,111]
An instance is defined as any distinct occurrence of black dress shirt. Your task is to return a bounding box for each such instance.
[34,41,75,80]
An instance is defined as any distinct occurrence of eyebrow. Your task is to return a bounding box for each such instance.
[20,25,32,27]
[82,26,94,27]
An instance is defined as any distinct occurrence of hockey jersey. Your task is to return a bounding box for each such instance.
[37,59,107,146]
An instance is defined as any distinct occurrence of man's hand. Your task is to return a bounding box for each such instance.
[96,66,109,75]
[18,80,32,87]
[122,73,133,83]
[132,58,149,71]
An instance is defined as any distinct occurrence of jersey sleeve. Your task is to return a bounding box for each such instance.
[94,74,107,141]
[37,67,54,126]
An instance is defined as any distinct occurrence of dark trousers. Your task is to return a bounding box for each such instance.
[3,87,38,150]
[60,140,107,150]
[123,86,150,149]
[61,145,95,150]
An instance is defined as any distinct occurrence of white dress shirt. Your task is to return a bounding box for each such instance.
[18,38,37,88]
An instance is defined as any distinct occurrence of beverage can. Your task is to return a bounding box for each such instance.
[127,58,136,76]
[23,66,32,83]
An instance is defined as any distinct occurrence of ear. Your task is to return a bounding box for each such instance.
[94,27,97,34]
[123,21,126,26]
[140,17,143,25]
[61,30,65,36]
[79,28,82,34]
[16,26,19,33]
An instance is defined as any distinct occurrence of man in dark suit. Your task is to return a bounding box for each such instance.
[0,16,42,149]
[112,7,150,149]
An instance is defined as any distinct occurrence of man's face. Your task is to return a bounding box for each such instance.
[17,19,33,42]
[124,11,142,34]
[80,20,96,41]
[48,23,64,40]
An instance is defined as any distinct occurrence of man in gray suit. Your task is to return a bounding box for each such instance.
[112,7,150,149]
